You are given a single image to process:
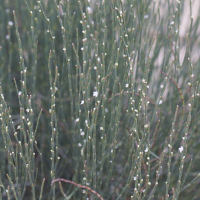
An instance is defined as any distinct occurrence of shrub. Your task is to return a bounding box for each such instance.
[0,0,200,199]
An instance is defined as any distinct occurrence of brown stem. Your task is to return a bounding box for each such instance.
[51,178,104,200]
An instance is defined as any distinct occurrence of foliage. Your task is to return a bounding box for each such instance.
[0,0,200,199]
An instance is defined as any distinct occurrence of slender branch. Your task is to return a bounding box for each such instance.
[51,179,104,200]
[160,70,185,107]
[107,91,156,106]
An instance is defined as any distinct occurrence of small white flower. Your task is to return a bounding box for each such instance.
[159,100,163,105]
[6,35,10,39]
[179,146,183,153]
[94,66,97,70]
[144,15,149,19]
[105,108,108,112]
[100,127,103,130]
[93,91,98,97]
[145,148,148,153]
[8,21,14,26]
[87,7,92,14]
[125,84,129,88]
[78,143,82,147]
[80,131,85,136]
[81,100,84,105]
[142,79,146,83]
[170,21,174,25]
[144,124,149,128]
[76,118,79,122]
[168,144,172,148]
